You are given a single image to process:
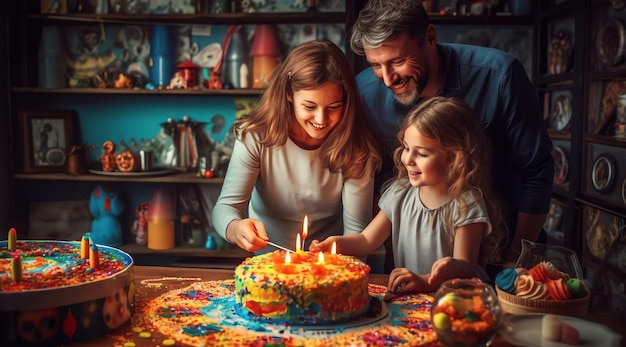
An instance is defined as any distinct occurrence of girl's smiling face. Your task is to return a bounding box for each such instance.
[401,124,450,189]
[289,82,344,149]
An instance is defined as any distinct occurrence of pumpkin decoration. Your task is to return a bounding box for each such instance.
[115,149,139,172]
[100,141,117,172]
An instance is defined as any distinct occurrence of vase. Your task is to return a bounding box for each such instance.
[431,278,502,347]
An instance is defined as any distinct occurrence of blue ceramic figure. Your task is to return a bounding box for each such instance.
[89,185,124,246]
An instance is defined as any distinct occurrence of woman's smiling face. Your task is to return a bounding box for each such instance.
[289,81,344,149]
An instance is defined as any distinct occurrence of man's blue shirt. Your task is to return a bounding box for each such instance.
[356,43,554,228]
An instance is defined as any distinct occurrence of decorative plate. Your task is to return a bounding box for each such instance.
[550,94,572,131]
[553,146,568,185]
[89,168,175,177]
[591,155,616,192]
[499,313,622,347]
[598,19,626,67]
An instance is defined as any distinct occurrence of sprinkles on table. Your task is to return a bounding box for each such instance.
[138,280,439,347]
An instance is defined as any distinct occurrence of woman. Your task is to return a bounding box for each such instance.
[212,40,382,253]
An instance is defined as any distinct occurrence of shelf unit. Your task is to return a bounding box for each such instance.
[535,0,585,251]
[537,0,626,314]
[4,1,537,270]
[5,2,357,265]
[577,0,626,313]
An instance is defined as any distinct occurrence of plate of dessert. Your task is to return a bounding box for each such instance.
[499,313,622,347]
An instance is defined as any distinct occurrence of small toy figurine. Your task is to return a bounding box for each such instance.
[115,149,139,172]
[113,72,133,89]
[100,140,117,172]
[131,202,149,245]
[89,185,124,246]
[166,71,188,90]
[548,30,573,75]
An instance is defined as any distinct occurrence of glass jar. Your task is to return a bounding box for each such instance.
[515,239,584,279]
[431,278,502,347]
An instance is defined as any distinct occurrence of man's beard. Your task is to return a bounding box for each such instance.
[393,76,421,105]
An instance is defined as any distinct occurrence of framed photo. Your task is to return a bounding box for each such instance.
[19,109,77,173]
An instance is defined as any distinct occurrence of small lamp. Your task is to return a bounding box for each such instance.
[177,59,200,88]
[250,24,281,88]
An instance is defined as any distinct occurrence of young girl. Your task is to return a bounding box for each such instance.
[311,97,506,293]
[212,40,382,253]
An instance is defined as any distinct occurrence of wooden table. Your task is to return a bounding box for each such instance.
[66,265,624,347]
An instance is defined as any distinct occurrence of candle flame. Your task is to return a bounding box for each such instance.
[285,251,292,264]
[331,241,337,254]
[303,215,308,239]
[318,251,324,263]
[296,233,301,252]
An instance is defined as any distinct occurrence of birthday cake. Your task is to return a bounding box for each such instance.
[0,236,134,346]
[234,250,371,325]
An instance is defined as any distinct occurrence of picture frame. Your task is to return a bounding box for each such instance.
[19,109,77,173]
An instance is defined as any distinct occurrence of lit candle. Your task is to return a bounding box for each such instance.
[285,251,291,264]
[11,253,22,282]
[81,233,90,259]
[312,250,327,275]
[302,215,308,251]
[296,233,301,253]
[331,241,337,255]
[89,243,100,269]
[7,228,17,251]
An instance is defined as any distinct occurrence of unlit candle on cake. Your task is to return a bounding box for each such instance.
[89,243,100,269]
[7,228,17,251]
[10,253,22,282]
[81,233,90,259]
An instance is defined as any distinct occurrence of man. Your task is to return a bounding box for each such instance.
[351,0,554,271]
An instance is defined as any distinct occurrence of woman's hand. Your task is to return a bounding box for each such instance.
[225,219,268,252]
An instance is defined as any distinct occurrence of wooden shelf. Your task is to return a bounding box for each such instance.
[13,172,224,184]
[26,12,347,25]
[11,87,264,96]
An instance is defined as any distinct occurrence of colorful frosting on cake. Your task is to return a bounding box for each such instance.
[0,240,131,292]
[234,250,371,325]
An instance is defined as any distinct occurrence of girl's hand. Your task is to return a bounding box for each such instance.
[225,219,268,252]
[309,236,339,253]
[428,257,474,285]
[308,239,323,252]
[388,267,421,293]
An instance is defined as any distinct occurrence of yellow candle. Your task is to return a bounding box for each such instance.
[8,228,17,251]
[89,244,100,269]
[11,253,22,282]
[295,233,301,253]
[147,219,175,250]
[81,233,90,259]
